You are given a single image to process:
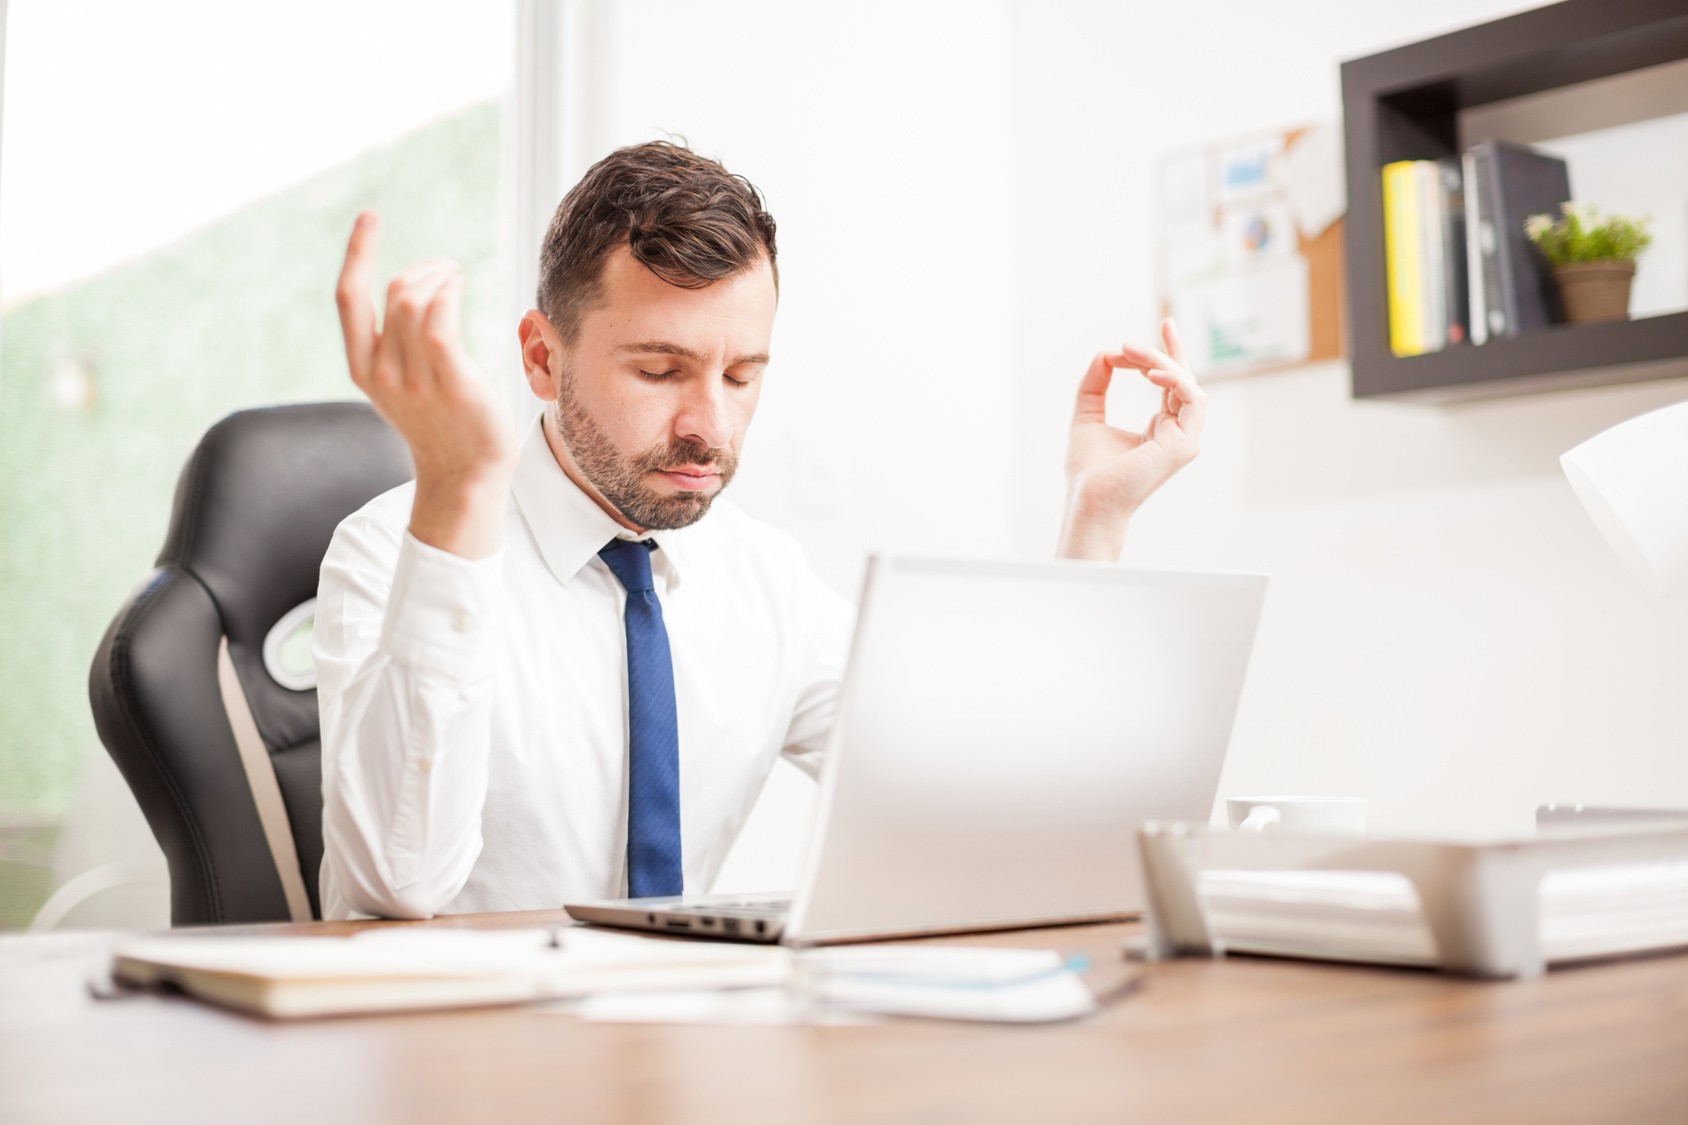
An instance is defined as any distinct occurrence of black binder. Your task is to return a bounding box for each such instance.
[1436,156,1469,346]
[1466,139,1571,340]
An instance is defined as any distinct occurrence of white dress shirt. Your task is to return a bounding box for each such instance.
[314,416,855,920]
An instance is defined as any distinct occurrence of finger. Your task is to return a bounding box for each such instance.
[1177,384,1206,444]
[1117,342,1200,406]
[1072,351,1115,427]
[1161,376,1201,445]
[1135,361,1205,412]
[1150,410,1188,457]
[1119,353,1204,436]
[1117,342,1180,375]
[421,272,467,371]
[382,260,458,344]
[335,211,381,385]
[376,263,457,389]
[1162,316,1190,371]
[384,277,457,393]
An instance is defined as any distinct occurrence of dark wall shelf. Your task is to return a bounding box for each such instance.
[1340,0,1688,401]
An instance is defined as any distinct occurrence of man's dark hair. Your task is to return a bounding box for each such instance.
[536,140,778,347]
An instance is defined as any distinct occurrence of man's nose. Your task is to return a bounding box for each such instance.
[675,374,734,450]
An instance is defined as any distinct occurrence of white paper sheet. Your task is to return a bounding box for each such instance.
[1281,122,1346,239]
[1171,258,1310,374]
[577,943,1096,1025]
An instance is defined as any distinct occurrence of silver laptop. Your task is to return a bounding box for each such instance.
[566,554,1267,945]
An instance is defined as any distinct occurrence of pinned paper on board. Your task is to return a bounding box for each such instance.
[1158,123,1347,378]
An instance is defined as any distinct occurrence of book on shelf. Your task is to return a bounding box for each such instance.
[1466,139,1571,341]
[1383,139,1569,356]
[1382,160,1423,357]
[1434,157,1469,346]
[1417,161,1447,354]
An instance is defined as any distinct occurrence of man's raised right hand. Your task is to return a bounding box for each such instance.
[336,211,517,559]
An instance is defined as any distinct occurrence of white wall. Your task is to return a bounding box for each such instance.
[1002,0,1688,838]
[1122,363,1688,837]
[688,0,1688,887]
[590,0,1018,598]
[1540,112,1688,320]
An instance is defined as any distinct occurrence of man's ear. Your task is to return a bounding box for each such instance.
[518,311,563,402]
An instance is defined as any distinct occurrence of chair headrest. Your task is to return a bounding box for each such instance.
[159,402,412,652]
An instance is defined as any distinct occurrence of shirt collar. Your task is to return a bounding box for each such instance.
[510,413,689,590]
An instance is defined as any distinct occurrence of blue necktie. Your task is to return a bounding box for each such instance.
[598,539,683,898]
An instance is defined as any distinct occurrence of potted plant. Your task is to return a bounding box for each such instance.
[1525,204,1652,325]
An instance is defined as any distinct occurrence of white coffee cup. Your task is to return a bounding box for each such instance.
[1226,796,1368,837]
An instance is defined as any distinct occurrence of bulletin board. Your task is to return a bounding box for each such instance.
[1157,123,1348,379]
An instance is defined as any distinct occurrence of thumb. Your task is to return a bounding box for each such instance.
[1072,352,1114,427]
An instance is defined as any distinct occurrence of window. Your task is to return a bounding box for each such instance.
[0,0,514,928]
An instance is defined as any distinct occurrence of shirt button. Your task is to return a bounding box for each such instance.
[451,609,471,633]
[418,758,432,775]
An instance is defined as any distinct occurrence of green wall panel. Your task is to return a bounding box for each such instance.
[0,102,505,816]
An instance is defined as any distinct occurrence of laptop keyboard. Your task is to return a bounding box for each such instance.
[665,898,791,918]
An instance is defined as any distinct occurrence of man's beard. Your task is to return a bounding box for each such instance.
[553,377,738,531]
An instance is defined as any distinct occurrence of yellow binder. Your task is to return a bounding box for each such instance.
[1382,161,1424,357]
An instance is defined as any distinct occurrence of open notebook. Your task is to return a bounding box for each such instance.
[112,927,786,1019]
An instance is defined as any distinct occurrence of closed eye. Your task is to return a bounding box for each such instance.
[638,368,680,382]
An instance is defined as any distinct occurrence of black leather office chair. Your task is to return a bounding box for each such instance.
[89,403,411,926]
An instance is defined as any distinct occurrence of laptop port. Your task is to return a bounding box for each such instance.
[722,918,740,935]
[664,918,691,929]
[755,920,767,935]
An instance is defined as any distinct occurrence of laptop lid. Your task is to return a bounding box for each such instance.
[783,555,1267,945]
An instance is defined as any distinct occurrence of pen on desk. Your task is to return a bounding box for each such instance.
[1089,972,1144,1011]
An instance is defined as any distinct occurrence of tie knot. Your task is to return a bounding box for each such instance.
[599,538,658,594]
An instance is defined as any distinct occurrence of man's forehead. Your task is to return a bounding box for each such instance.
[584,248,777,356]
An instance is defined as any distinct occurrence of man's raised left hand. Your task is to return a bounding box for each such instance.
[1057,317,1206,562]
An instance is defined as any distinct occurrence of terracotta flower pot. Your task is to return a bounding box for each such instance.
[1553,260,1635,324]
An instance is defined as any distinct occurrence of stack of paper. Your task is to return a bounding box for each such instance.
[805,946,1093,1022]
[111,927,1097,1024]
[578,946,1096,1025]
[1198,857,1688,967]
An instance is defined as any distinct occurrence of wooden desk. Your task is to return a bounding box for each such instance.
[3,911,1687,1125]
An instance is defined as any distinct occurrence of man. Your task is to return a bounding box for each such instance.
[318,141,1204,920]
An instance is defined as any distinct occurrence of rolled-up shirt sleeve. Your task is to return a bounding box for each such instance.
[314,516,502,919]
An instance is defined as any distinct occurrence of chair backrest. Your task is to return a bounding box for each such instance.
[89,403,411,925]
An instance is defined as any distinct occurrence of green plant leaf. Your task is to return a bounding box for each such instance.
[1526,203,1652,266]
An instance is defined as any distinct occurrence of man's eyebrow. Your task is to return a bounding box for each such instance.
[616,341,770,366]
